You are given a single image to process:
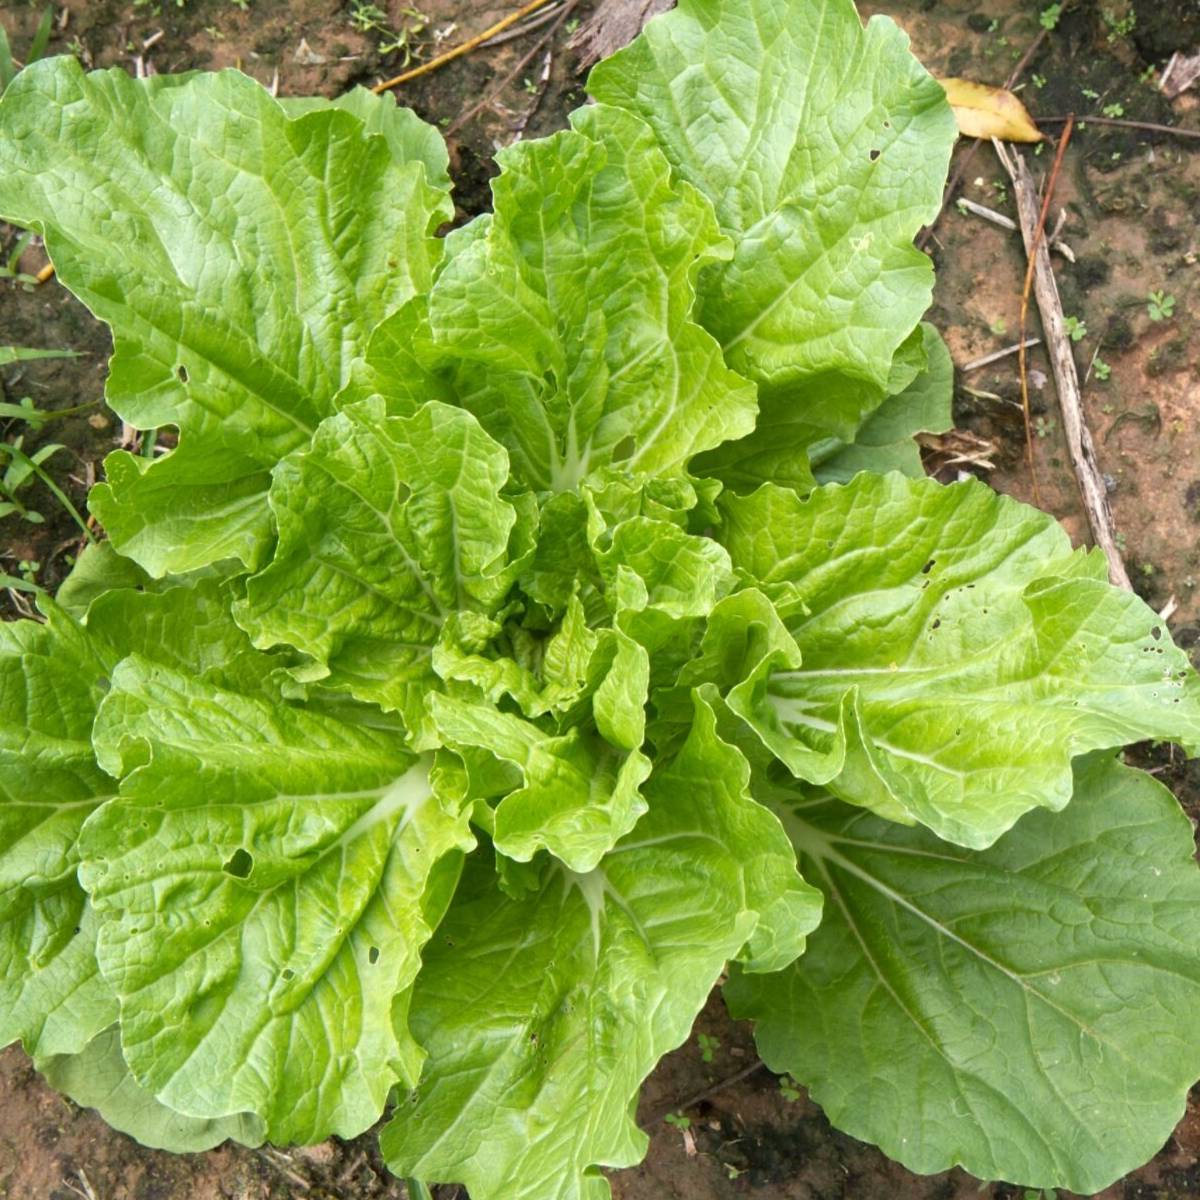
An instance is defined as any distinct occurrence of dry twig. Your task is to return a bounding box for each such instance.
[445,0,579,137]
[961,338,1040,372]
[650,1058,769,1125]
[995,139,1132,591]
[1038,114,1200,140]
[373,0,558,93]
[955,198,1074,260]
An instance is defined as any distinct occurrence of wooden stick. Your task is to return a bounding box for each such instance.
[372,0,558,93]
[961,338,1040,372]
[995,139,1132,591]
[1016,116,1073,507]
[1038,113,1200,140]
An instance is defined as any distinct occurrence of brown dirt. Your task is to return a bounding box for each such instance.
[2,0,1200,1198]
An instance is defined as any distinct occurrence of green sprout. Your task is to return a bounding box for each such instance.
[1147,290,1176,321]
[1039,4,1062,30]
[664,1112,691,1131]
[1063,315,1087,342]
[697,1033,720,1063]
[1102,8,1135,41]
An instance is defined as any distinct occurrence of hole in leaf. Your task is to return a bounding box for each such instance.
[611,435,636,463]
[368,946,380,964]
[223,847,253,878]
[1151,626,1162,640]
[176,364,189,383]
[869,148,881,161]
[396,482,411,504]
[931,619,941,630]
[282,968,295,980]
[921,559,935,574]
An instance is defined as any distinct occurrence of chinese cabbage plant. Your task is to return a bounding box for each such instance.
[2,1,1200,1197]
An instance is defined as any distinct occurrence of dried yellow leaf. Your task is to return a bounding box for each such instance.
[938,77,1044,143]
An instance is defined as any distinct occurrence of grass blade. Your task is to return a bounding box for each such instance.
[0,26,15,93]
[0,571,44,594]
[0,345,81,366]
[3,441,94,542]
[27,6,54,66]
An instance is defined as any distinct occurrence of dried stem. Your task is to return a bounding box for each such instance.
[372,0,558,93]
[995,138,1132,591]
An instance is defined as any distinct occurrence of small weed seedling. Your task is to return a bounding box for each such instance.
[1147,290,1176,321]
[1039,4,1062,30]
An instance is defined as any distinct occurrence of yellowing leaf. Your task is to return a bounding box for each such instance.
[938,76,1044,142]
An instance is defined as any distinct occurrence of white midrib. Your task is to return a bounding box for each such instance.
[560,864,652,968]
[326,756,434,855]
[769,696,967,779]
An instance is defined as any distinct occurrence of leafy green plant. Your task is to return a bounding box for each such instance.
[1063,314,1087,341]
[2,3,1200,1199]
[1038,4,1062,31]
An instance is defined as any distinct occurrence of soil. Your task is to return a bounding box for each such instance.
[1,0,1199,1198]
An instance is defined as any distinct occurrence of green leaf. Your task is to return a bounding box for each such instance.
[721,473,1200,848]
[278,86,450,190]
[431,693,651,872]
[598,515,736,684]
[726,753,1200,1193]
[691,324,929,495]
[81,657,474,1142]
[54,541,150,619]
[427,103,757,491]
[0,608,118,1060]
[236,399,528,740]
[381,694,820,1199]
[38,1025,266,1152]
[590,0,957,433]
[0,59,452,573]
[88,575,284,698]
[812,323,954,483]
